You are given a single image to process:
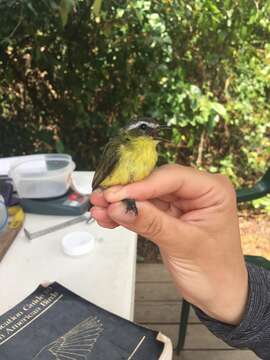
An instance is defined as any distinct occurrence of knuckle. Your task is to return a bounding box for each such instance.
[170,163,184,171]
[213,174,237,202]
[161,163,183,172]
[142,215,163,238]
[213,173,229,183]
[214,174,233,189]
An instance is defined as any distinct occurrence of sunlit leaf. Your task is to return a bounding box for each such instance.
[93,0,103,17]
[211,102,227,117]
[26,3,38,16]
[59,0,74,27]
[56,140,65,153]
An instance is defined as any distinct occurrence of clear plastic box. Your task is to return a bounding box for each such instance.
[9,154,75,199]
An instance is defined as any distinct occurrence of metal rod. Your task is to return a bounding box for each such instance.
[24,213,94,240]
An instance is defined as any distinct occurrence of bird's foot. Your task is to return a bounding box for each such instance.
[122,198,138,216]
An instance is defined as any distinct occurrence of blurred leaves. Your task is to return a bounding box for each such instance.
[92,0,103,17]
[253,195,270,214]
[0,0,269,203]
[59,0,74,27]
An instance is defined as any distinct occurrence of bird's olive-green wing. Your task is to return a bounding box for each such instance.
[91,136,123,191]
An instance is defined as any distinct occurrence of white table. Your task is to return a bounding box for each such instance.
[0,172,137,321]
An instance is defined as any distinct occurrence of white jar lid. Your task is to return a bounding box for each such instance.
[62,231,95,257]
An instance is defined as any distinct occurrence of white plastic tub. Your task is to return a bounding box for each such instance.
[9,154,75,199]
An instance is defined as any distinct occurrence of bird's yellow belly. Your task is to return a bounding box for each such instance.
[101,137,158,188]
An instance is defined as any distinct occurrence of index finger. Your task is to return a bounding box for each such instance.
[104,164,225,203]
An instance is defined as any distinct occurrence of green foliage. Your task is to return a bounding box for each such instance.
[252,195,270,214]
[0,0,269,198]
[92,0,103,17]
[59,0,75,27]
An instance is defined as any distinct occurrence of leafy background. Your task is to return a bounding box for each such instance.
[0,0,269,210]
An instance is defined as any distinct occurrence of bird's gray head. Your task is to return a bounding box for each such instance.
[125,117,160,137]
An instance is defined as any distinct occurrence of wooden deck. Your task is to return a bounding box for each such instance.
[134,264,258,360]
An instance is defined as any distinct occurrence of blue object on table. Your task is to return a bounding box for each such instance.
[0,195,8,232]
[20,189,90,216]
[0,176,19,206]
[0,176,89,216]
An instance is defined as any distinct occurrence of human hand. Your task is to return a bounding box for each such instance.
[90,164,248,325]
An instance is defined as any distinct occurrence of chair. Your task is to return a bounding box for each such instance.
[236,168,270,202]
[175,167,270,355]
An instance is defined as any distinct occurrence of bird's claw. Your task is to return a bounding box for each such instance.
[122,198,138,216]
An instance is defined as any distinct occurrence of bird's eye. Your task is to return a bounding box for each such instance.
[139,123,148,130]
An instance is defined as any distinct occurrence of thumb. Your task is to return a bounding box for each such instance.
[107,200,190,247]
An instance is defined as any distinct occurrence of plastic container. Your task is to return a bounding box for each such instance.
[9,154,75,199]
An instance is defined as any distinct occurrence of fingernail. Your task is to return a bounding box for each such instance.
[105,188,128,202]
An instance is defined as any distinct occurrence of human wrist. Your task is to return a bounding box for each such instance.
[199,263,249,325]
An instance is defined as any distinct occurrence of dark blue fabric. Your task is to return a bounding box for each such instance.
[194,263,270,359]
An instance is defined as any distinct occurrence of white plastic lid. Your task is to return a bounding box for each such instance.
[62,231,95,257]
[9,154,74,179]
